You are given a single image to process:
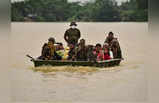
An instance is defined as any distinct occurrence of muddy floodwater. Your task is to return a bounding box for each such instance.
[11,22,148,103]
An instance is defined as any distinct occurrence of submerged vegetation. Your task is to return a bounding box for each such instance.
[11,0,148,22]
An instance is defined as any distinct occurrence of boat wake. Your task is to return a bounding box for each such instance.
[30,66,98,74]
[29,65,124,75]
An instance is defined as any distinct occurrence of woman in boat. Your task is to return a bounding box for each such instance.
[103,43,111,60]
[93,43,103,61]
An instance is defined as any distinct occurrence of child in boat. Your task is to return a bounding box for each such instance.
[56,43,65,58]
[56,42,64,50]
[94,43,104,61]
[67,44,76,61]
[97,49,104,61]
[103,43,111,60]
[63,46,70,60]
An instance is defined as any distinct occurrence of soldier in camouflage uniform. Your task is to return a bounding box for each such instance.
[64,22,81,46]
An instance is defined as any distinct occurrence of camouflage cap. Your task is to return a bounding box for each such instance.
[108,31,114,35]
[70,21,77,26]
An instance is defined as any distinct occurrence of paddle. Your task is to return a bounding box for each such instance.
[26,54,35,61]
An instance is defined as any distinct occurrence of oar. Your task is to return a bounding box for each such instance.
[26,54,35,61]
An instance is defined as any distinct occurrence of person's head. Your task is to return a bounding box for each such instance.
[48,41,54,48]
[55,43,64,50]
[103,43,109,53]
[95,43,102,51]
[79,39,85,46]
[108,31,114,39]
[48,37,55,44]
[59,43,64,50]
[69,44,74,49]
[70,21,77,29]
[103,43,109,49]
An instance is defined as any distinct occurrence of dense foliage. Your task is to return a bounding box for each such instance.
[11,0,148,22]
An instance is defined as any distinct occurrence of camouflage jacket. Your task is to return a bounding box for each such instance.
[64,28,81,45]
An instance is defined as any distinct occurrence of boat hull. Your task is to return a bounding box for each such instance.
[33,59,122,67]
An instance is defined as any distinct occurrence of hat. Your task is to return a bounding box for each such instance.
[70,22,77,26]
[48,37,55,43]
[108,31,114,35]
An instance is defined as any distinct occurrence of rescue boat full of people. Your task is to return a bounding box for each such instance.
[26,22,123,67]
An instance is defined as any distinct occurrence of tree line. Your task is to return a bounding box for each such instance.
[11,0,148,22]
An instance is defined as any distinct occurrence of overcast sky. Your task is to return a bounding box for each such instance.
[12,0,128,5]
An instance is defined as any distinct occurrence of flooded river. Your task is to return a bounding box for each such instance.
[11,22,148,103]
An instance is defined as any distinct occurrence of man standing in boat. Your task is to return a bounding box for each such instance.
[64,21,81,46]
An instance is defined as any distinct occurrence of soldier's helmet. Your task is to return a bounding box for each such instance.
[70,21,77,26]
[48,37,55,44]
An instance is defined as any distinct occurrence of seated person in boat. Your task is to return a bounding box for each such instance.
[110,38,122,59]
[67,44,76,61]
[63,46,70,60]
[56,43,65,58]
[87,45,96,62]
[93,43,103,61]
[38,37,62,60]
[56,42,64,51]
[38,43,51,60]
[76,39,88,61]
[93,43,112,61]
[104,32,122,59]
[103,43,111,60]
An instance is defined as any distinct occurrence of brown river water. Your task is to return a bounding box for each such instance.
[11,22,148,103]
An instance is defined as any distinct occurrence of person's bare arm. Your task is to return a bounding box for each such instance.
[64,30,68,42]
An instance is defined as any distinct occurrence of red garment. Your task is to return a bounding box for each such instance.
[103,53,111,60]
[97,50,104,61]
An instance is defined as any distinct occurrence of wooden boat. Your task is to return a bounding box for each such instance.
[26,55,123,67]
